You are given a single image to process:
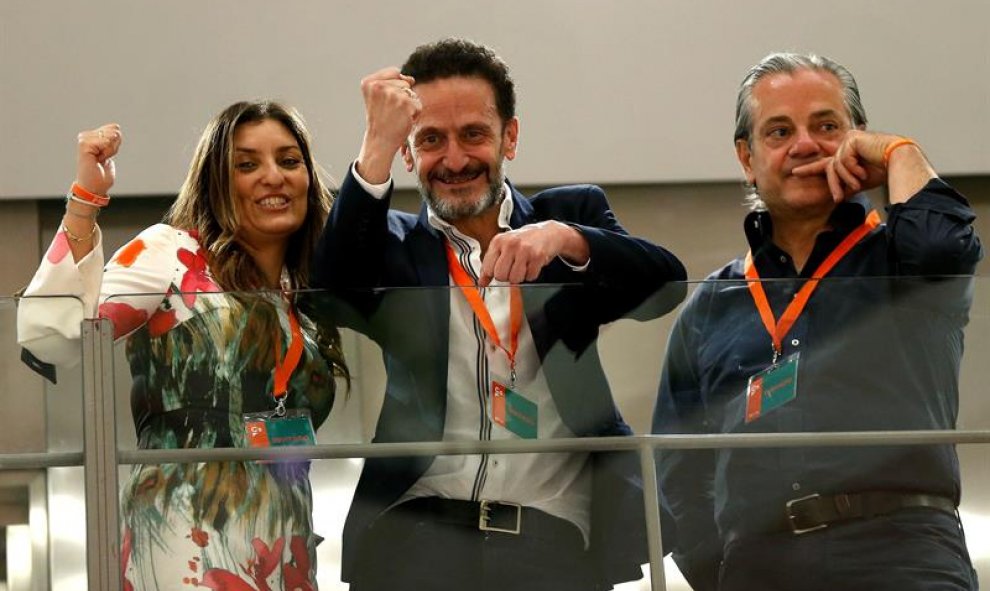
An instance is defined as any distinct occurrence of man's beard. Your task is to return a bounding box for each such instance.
[418,159,506,223]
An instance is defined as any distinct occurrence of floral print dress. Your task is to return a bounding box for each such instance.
[19,224,336,590]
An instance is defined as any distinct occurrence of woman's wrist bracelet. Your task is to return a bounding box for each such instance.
[61,222,98,243]
[69,182,110,208]
[66,193,103,211]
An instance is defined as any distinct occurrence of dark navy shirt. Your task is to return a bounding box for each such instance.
[653,179,983,558]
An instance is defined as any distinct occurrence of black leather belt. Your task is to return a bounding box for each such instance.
[391,497,580,541]
[785,491,956,534]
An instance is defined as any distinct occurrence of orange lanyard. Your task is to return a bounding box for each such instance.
[444,240,523,384]
[745,210,881,362]
[272,305,303,414]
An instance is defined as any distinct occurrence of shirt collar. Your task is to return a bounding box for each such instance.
[743,193,874,252]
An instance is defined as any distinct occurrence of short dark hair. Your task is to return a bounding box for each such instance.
[401,37,516,122]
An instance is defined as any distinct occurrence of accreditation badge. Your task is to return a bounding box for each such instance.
[243,408,317,449]
[491,379,538,439]
[745,353,800,423]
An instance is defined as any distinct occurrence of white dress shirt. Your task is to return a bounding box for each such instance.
[353,165,592,543]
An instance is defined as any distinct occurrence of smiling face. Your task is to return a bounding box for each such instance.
[736,68,853,219]
[402,76,519,222]
[231,118,310,251]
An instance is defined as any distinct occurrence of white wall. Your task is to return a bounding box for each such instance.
[1,0,988,198]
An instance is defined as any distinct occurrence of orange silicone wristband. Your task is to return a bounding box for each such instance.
[70,182,110,208]
[882,138,919,167]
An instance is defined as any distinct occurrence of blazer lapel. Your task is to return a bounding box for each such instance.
[410,207,449,287]
[405,210,451,434]
[504,182,560,359]
[507,181,534,229]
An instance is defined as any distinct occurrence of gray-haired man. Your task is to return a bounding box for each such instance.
[653,53,982,590]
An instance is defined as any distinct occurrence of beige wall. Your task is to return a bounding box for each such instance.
[0,202,45,453]
[4,1,989,198]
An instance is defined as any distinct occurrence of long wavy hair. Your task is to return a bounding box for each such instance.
[166,100,330,291]
[165,100,348,386]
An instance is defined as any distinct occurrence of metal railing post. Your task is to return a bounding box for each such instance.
[639,442,667,591]
[81,318,120,591]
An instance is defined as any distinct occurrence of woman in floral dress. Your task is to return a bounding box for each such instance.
[18,101,348,590]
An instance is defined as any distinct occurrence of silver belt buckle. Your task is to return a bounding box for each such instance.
[478,500,521,535]
[786,493,828,535]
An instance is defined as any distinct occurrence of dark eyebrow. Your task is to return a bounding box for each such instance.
[412,126,440,140]
[462,123,495,135]
[759,109,843,132]
[234,145,302,154]
[759,115,792,130]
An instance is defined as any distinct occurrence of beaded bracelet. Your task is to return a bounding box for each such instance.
[882,138,919,167]
[69,182,111,208]
[61,222,98,242]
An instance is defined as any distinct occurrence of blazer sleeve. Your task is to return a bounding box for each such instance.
[311,166,393,291]
[560,185,686,289]
[530,185,687,352]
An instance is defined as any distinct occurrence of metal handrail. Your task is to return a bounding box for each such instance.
[6,430,987,470]
[115,429,990,465]
[0,451,84,470]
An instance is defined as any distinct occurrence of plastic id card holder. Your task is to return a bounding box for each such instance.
[243,408,317,450]
[491,379,538,439]
[745,353,799,423]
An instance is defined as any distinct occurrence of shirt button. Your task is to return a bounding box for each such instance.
[792,482,801,491]
[492,460,500,467]
[791,339,800,346]
[779,255,787,263]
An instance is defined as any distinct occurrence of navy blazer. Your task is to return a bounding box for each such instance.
[310,169,686,586]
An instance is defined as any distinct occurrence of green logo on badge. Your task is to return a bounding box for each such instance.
[504,388,538,439]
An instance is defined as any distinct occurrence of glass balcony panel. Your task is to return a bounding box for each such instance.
[88,278,990,589]
[2,295,87,590]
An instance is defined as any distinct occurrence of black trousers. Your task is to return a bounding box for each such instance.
[719,508,978,591]
[350,498,598,591]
